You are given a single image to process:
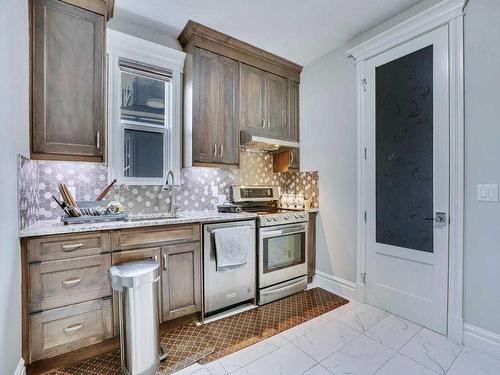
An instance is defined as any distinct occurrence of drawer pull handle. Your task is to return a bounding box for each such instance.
[61,243,84,252]
[64,322,84,333]
[62,277,82,287]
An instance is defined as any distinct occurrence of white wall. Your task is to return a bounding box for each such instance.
[463,0,500,336]
[0,0,30,373]
[300,0,441,283]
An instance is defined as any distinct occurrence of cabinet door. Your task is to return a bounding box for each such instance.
[161,242,201,321]
[264,72,288,140]
[288,80,300,142]
[216,54,240,164]
[32,0,105,160]
[193,48,219,163]
[240,63,266,133]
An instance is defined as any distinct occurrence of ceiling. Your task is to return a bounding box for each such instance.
[114,0,423,66]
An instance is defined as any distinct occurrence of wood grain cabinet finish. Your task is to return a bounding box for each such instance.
[111,247,161,334]
[307,212,317,283]
[272,148,300,172]
[112,224,200,251]
[191,47,239,165]
[28,232,111,262]
[29,254,111,312]
[161,242,201,321]
[31,0,106,161]
[29,298,112,362]
[240,64,289,141]
[288,80,300,142]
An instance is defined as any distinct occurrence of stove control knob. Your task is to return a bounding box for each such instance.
[295,214,300,219]
[273,217,279,221]
[284,215,289,220]
[266,217,272,222]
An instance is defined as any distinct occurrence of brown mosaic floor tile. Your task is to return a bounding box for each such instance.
[198,287,348,363]
[40,288,347,374]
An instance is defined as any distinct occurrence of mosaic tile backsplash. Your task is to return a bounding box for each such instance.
[18,151,319,228]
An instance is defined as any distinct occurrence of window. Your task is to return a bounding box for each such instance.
[107,30,185,185]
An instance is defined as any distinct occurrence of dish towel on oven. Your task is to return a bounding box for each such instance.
[214,226,252,272]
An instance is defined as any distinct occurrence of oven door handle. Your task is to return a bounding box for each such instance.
[261,227,306,238]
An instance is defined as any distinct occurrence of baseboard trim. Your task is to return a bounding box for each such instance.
[463,323,500,361]
[14,358,25,375]
[313,271,361,301]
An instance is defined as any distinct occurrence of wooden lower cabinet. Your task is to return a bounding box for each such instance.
[29,298,112,362]
[307,212,318,283]
[161,242,202,321]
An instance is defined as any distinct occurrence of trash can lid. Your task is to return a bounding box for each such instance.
[108,259,160,291]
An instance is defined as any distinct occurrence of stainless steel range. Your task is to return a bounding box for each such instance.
[231,185,309,305]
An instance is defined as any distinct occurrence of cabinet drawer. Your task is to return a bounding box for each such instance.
[30,299,112,362]
[29,255,111,312]
[112,224,200,251]
[28,232,111,262]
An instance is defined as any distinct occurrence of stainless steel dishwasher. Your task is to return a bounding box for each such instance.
[203,220,256,316]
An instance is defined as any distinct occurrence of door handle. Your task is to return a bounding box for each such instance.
[64,322,84,333]
[96,131,100,149]
[267,120,271,129]
[163,253,167,271]
[425,212,447,224]
[261,119,266,128]
[289,151,294,165]
[220,144,224,157]
[62,277,82,287]
[213,144,217,157]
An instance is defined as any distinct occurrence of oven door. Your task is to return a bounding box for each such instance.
[259,222,308,288]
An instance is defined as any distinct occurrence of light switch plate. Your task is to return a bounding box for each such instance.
[477,184,498,202]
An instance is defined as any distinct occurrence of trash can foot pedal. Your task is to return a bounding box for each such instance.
[160,344,168,361]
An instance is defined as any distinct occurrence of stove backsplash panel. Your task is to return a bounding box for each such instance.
[18,152,319,228]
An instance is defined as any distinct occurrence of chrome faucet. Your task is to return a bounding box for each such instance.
[162,170,176,217]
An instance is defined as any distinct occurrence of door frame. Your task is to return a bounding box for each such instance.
[347,0,465,343]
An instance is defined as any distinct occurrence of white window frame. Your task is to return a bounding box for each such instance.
[107,29,186,185]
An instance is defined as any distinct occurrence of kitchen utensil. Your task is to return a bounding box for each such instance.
[96,179,117,201]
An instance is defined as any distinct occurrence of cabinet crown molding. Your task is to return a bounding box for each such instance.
[178,20,302,81]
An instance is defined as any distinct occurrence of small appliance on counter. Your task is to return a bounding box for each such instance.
[216,203,242,213]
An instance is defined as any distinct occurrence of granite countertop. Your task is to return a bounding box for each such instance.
[19,211,258,238]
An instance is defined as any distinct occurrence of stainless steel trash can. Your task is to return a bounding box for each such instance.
[108,260,165,375]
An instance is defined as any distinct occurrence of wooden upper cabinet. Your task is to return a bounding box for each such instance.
[288,80,300,142]
[240,65,288,140]
[264,72,288,140]
[31,0,112,161]
[240,63,266,134]
[186,47,239,166]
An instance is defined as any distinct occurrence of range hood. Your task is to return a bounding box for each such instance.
[240,130,300,152]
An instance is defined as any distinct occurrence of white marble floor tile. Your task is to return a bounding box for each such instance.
[302,364,333,375]
[364,314,422,351]
[232,343,316,375]
[375,353,438,375]
[321,335,395,375]
[446,347,500,375]
[219,334,288,373]
[281,312,334,342]
[399,328,461,374]
[335,304,389,333]
[323,300,362,320]
[292,319,360,361]
[174,360,228,375]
